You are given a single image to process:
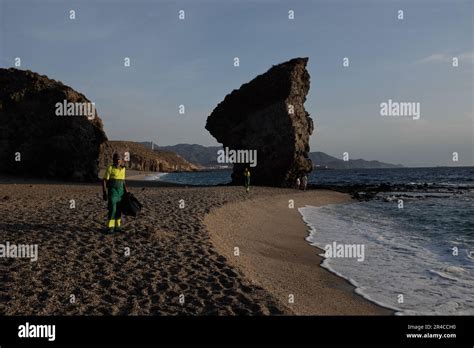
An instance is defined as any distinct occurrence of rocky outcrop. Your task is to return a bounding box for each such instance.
[205,57,313,187]
[0,68,107,181]
[99,141,200,172]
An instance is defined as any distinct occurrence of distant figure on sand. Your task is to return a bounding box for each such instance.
[244,167,251,192]
[295,177,301,190]
[102,153,128,233]
[301,175,308,191]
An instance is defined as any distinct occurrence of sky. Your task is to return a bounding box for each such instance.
[0,0,472,167]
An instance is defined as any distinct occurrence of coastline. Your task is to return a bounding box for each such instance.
[0,176,391,315]
[204,190,393,315]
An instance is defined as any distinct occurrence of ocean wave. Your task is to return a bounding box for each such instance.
[143,173,169,181]
[299,202,474,315]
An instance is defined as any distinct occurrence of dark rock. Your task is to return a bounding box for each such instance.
[205,57,313,187]
[0,68,107,181]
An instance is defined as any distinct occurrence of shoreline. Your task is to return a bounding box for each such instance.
[0,176,392,315]
[204,190,393,315]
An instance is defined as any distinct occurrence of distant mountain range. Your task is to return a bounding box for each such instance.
[139,143,403,169]
[143,143,223,167]
[308,152,403,169]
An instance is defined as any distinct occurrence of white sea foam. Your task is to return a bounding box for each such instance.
[143,173,169,181]
[299,203,474,315]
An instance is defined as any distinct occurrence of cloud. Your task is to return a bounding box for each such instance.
[417,51,474,64]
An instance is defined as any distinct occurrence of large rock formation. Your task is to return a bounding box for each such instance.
[0,68,107,181]
[99,141,200,172]
[205,57,313,187]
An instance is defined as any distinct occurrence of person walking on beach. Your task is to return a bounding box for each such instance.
[295,177,301,190]
[301,175,308,191]
[244,167,251,192]
[102,152,128,233]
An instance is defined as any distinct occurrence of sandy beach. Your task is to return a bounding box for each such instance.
[0,177,390,315]
[205,190,392,315]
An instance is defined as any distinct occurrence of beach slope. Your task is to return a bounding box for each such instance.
[205,190,392,315]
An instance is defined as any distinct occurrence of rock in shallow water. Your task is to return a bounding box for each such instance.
[205,57,313,187]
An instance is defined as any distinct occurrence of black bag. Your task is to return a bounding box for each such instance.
[120,192,143,217]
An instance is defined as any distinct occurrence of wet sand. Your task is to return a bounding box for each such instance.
[205,190,393,315]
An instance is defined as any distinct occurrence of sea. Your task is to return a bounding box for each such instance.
[145,167,474,315]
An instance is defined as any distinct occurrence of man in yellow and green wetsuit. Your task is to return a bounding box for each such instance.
[102,153,128,233]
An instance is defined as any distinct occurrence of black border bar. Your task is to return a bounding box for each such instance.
[0,315,473,346]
